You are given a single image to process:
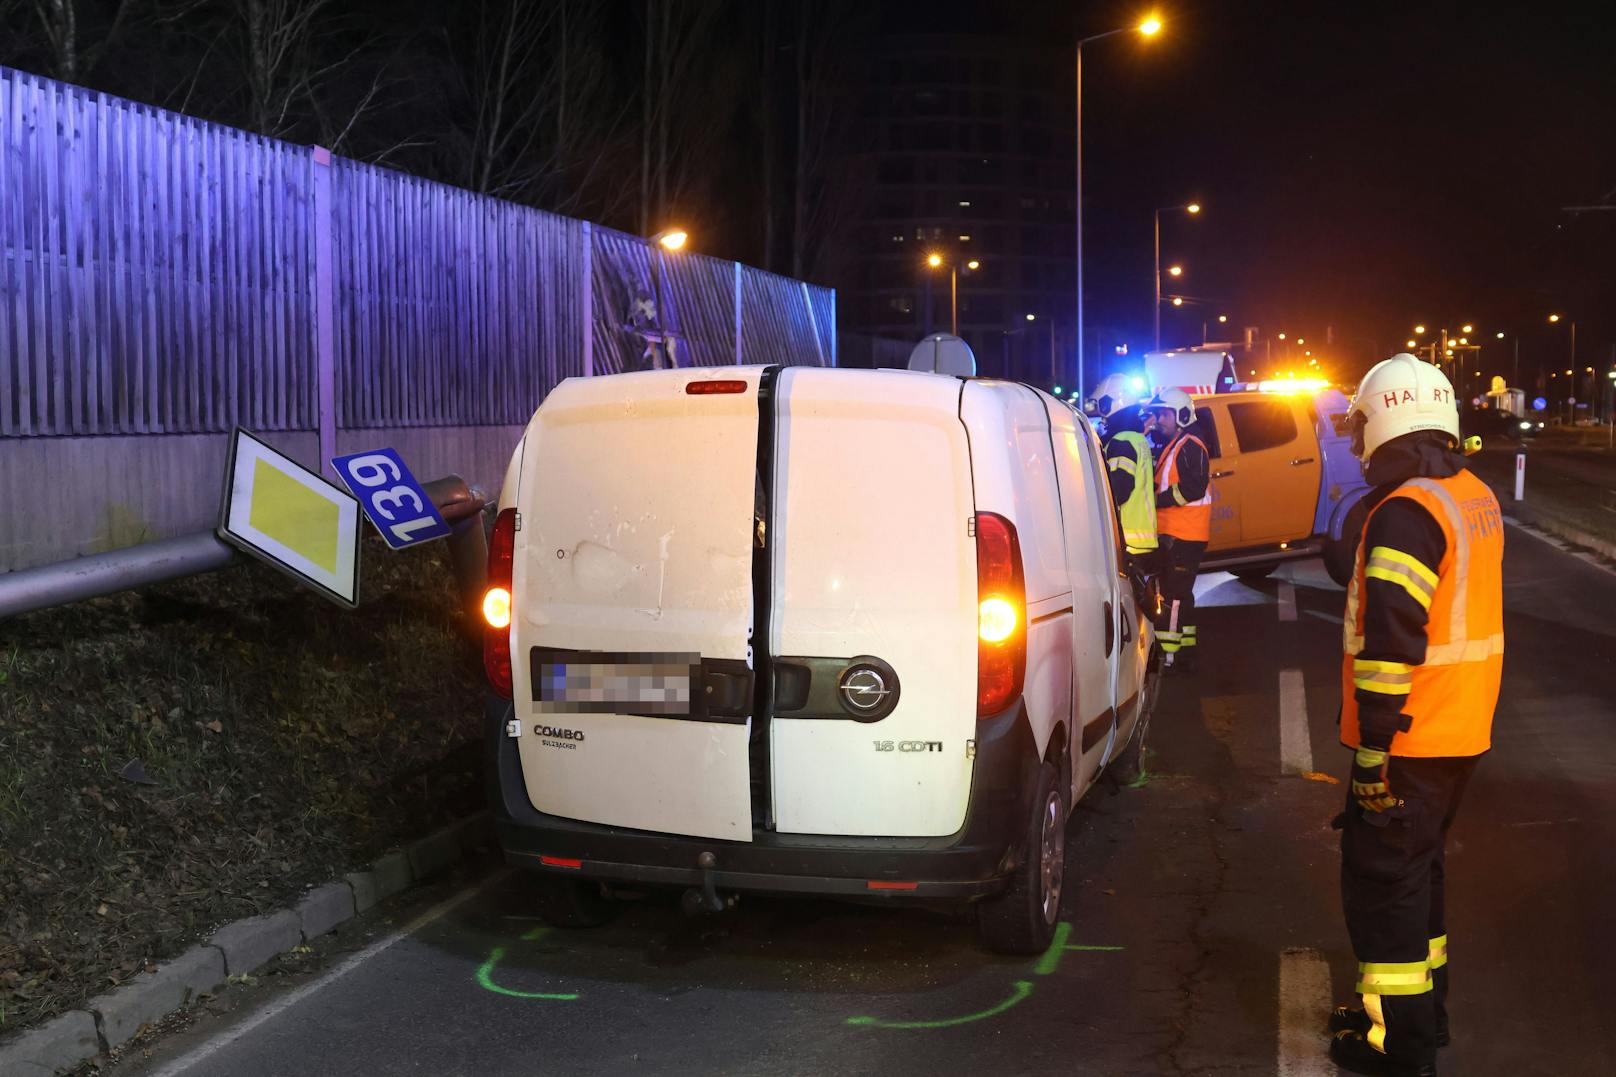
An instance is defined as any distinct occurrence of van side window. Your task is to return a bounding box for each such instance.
[1192,407,1221,458]
[1227,401,1297,453]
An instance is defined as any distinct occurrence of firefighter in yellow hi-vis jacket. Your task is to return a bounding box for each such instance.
[1328,355,1504,1077]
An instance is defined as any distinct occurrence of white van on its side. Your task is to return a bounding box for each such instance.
[481,365,1157,953]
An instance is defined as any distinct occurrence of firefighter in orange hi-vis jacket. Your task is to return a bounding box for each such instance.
[1327,354,1504,1077]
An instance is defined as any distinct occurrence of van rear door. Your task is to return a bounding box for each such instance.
[767,368,978,837]
[509,370,761,842]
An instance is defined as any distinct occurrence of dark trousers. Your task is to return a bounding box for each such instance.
[1341,754,1478,1064]
[1146,535,1205,655]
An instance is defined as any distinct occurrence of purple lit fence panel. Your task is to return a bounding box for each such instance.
[1,64,833,445]
[660,252,740,368]
[588,226,651,376]
[742,269,829,367]
[0,67,315,437]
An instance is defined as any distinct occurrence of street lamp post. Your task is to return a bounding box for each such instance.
[1076,15,1162,404]
[1154,203,1199,351]
[926,254,980,336]
[648,228,689,368]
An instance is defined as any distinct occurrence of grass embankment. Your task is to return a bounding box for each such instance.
[0,537,483,1035]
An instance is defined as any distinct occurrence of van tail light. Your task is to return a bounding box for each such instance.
[975,512,1026,717]
[483,508,517,698]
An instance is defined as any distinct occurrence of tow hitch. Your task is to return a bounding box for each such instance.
[681,851,736,915]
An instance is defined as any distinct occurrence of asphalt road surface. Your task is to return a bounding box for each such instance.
[110,521,1616,1077]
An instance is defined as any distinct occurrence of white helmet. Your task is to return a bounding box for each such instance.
[1144,388,1195,428]
[1347,353,1459,461]
[1085,373,1142,420]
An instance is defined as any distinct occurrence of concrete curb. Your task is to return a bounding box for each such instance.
[1498,497,1616,563]
[0,811,493,1075]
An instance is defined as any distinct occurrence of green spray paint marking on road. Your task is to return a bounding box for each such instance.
[1034,922,1125,976]
[845,981,1034,1029]
[1033,921,1074,975]
[475,928,579,1001]
[847,923,1124,1030]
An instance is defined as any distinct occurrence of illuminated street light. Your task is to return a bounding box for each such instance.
[1218,314,1229,323]
[966,259,980,270]
[1496,331,1505,339]
[1168,265,1184,277]
[1171,297,1184,307]
[1459,337,1468,344]
[652,228,689,251]
[1026,313,1037,321]
[1186,202,1201,214]
[1278,333,1287,340]
[1296,337,1305,345]
[1414,325,1427,334]
[1461,324,1474,334]
[1407,340,1417,348]
[927,252,943,268]
[1566,369,1573,376]
[1078,14,1167,399]
[1549,313,1561,323]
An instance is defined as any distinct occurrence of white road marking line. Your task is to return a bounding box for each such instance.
[1278,581,1297,622]
[1278,947,1334,1076]
[150,870,510,1077]
[1279,669,1313,776]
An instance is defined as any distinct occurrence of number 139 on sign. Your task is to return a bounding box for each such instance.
[331,448,453,550]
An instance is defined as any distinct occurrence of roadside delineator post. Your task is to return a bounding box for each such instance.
[1515,452,1525,502]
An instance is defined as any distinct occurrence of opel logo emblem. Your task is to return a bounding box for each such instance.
[836,658,900,721]
[840,668,889,712]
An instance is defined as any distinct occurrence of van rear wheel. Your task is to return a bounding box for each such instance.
[977,761,1065,955]
[533,875,615,929]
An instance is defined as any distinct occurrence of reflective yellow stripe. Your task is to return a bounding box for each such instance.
[1367,546,1438,588]
[1354,747,1388,767]
[1360,960,1429,975]
[1356,961,1433,996]
[1365,564,1435,610]
[1356,978,1434,996]
[1353,659,1411,675]
[1364,993,1388,1053]
[1405,478,1470,639]
[1109,456,1138,475]
[1428,935,1448,969]
[1172,485,1190,506]
[1425,633,1505,665]
[1353,670,1413,695]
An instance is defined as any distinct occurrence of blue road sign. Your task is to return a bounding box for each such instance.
[331,448,452,550]
[1533,396,1547,411]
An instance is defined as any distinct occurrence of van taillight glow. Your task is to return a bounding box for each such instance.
[975,512,1026,718]
[686,379,747,395]
[484,508,517,698]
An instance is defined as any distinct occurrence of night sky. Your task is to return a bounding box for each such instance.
[1040,0,1616,382]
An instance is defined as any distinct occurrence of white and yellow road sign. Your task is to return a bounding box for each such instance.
[218,429,361,607]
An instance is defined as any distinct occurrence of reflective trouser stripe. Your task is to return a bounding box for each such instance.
[1158,630,1181,653]
[1356,960,1433,996]
[1427,935,1448,970]
[1364,993,1388,1054]
[1180,625,1197,647]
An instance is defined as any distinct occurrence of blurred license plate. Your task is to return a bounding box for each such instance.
[532,650,699,717]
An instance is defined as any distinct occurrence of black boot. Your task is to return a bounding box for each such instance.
[1329,1029,1436,1076]
[1329,1006,1449,1048]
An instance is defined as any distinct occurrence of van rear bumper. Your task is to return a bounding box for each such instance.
[484,694,1042,900]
